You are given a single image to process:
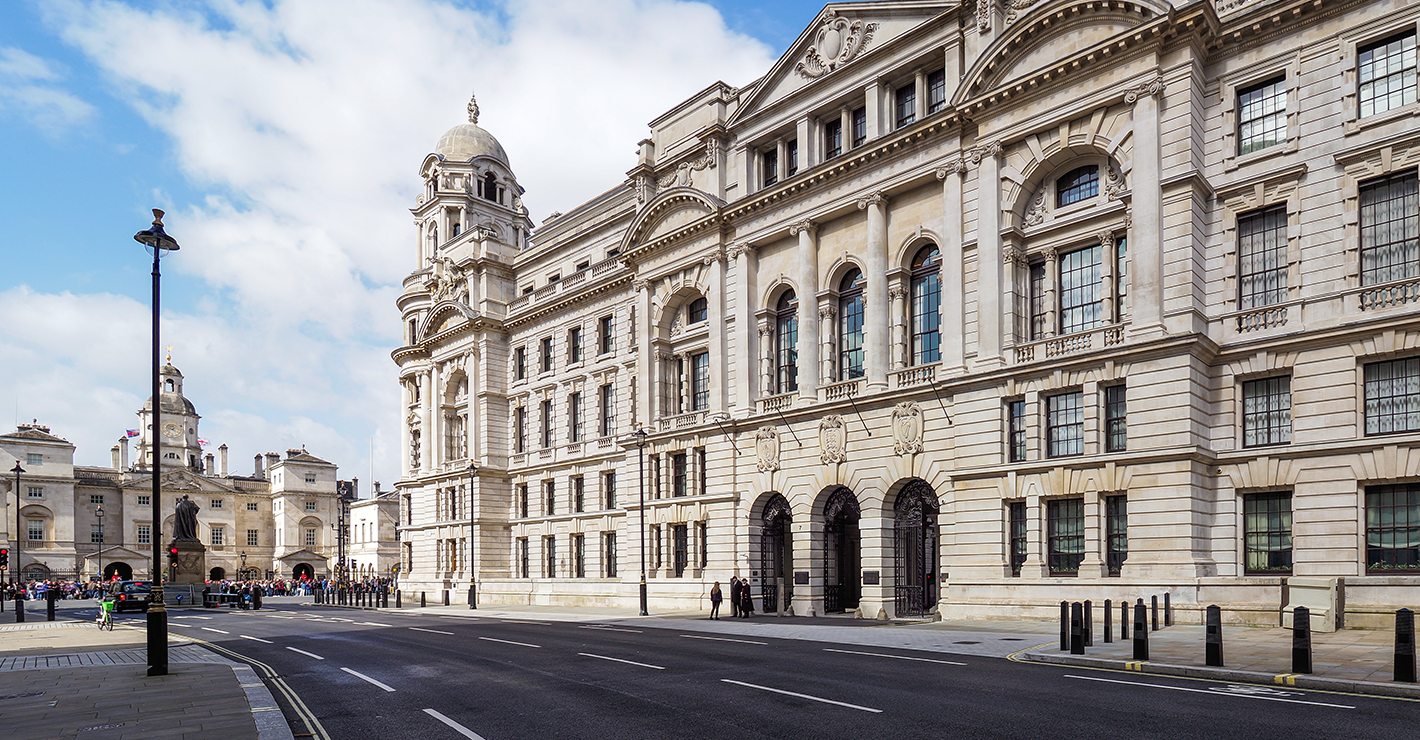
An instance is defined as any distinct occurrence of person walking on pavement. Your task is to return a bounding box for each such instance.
[709,582,722,620]
[729,577,741,618]
[739,577,754,618]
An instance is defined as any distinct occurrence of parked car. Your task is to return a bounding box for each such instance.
[107,581,152,613]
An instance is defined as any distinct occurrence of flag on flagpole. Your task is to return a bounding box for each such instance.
[125,430,140,438]
[198,439,209,447]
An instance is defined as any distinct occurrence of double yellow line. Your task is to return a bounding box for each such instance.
[185,635,331,740]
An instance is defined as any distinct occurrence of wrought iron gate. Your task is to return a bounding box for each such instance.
[822,487,861,614]
[893,479,940,618]
[759,494,791,613]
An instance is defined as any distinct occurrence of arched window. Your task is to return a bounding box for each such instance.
[1056,165,1099,207]
[838,269,865,380]
[164,379,175,392]
[775,291,799,394]
[910,245,941,366]
[687,296,708,324]
[482,172,498,203]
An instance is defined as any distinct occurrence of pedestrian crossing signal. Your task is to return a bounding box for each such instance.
[0,548,8,568]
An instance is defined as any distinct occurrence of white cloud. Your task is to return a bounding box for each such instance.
[0,46,95,130]
[27,0,776,489]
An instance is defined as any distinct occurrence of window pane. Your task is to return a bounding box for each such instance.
[1047,498,1085,575]
[1365,357,1420,435]
[1243,492,1292,573]
[1359,33,1418,118]
[1009,501,1027,576]
[1242,376,1292,447]
[839,269,865,380]
[1056,166,1099,207]
[1047,391,1084,457]
[1238,76,1287,155]
[776,292,799,393]
[1007,400,1027,462]
[911,246,941,365]
[1059,246,1102,334]
[1359,171,1420,286]
[1105,385,1127,453]
[1106,496,1128,576]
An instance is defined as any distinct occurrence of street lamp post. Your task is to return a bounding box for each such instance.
[95,504,105,584]
[467,462,478,610]
[240,551,247,582]
[10,462,22,586]
[634,425,648,616]
[134,208,179,678]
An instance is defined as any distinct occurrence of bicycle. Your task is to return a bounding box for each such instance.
[96,599,115,631]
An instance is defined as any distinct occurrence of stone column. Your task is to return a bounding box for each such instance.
[865,82,884,141]
[1099,230,1118,323]
[758,323,775,398]
[797,117,814,170]
[1044,247,1059,338]
[914,70,927,122]
[889,286,908,370]
[1002,246,1022,350]
[707,248,727,411]
[937,161,967,375]
[419,371,433,474]
[635,279,654,427]
[775,139,787,183]
[1127,77,1164,335]
[974,142,1005,368]
[730,243,758,408]
[1080,489,1107,577]
[790,220,820,401]
[859,192,889,390]
[819,306,836,385]
[840,109,852,150]
[1022,493,1047,577]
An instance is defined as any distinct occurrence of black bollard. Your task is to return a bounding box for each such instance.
[1164,593,1172,627]
[1205,605,1224,667]
[468,585,477,611]
[46,592,56,622]
[443,590,450,607]
[15,598,24,623]
[395,590,402,608]
[1104,599,1113,643]
[1120,600,1128,640]
[1292,606,1312,674]
[1060,601,1070,651]
[1151,595,1160,631]
[1396,608,1416,683]
[420,591,426,608]
[1070,602,1085,655]
[253,590,262,610]
[1133,601,1148,661]
[1084,600,1093,647]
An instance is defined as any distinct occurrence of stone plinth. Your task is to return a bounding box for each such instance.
[168,540,207,584]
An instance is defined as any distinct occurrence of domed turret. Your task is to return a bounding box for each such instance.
[434,94,510,165]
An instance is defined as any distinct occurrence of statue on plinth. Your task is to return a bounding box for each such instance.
[173,495,200,542]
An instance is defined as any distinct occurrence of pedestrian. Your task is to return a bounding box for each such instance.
[739,578,754,618]
[709,582,722,620]
[729,576,741,618]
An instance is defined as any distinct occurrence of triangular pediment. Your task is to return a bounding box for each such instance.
[621,188,723,255]
[731,2,958,125]
[84,545,150,561]
[276,549,326,563]
[156,469,238,495]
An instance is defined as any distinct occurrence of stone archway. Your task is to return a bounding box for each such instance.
[893,479,940,618]
[292,563,315,580]
[758,493,793,613]
[209,567,226,582]
[822,487,861,614]
[104,562,133,581]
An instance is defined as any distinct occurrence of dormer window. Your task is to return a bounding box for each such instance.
[1056,166,1100,208]
[687,297,708,324]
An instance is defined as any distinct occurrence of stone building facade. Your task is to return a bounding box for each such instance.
[0,362,350,583]
[394,0,1420,625]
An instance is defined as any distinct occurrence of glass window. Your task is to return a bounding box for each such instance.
[573,533,585,578]
[90,494,104,505]
[1116,237,1128,319]
[1238,205,1288,308]
[1009,501,1027,577]
[568,327,582,363]
[697,448,707,496]
[604,471,617,510]
[838,269,865,380]
[26,486,42,499]
[652,524,662,568]
[1059,245,1103,334]
[1029,262,1047,340]
[26,453,41,465]
[688,297,708,324]
[604,532,618,577]
[514,406,527,453]
[1359,32,1417,118]
[514,346,526,380]
[1047,498,1085,576]
[927,69,947,114]
[599,316,614,355]
[517,484,529,518]
[599,383,615,437]
[895,82,916,128]
[518,538,529,578]
[540,337,553,373]
[1366,484,1420,572]
[672,453,688,497]
[137,524,151,545]
[698,521,708,568]
[911,245,941,365]
[824,118,842,159]
[763,148,778,187]
[1364,357,1420,435]
[541,399,554,448]
[305,528,316,547]
[211,527,224,546]
[1359,171,1419,286]
[1243,492,1292,574]
[247,530,259,547]
[139,495,151,506]
[544,535,556,578]
[1107,495,1128,577]
[1047,391,1084,457]
[247,502,258,512]
[1242,376,1292,447]
[304,500,316,512]
[91,524,103,544]
[544,480,556,516]
[1056,165,1099,208]
[1007,399,1027,462]
[851,107,867,147]
[27,519,42,541]
[691,352,709,411]
[574,476,584,513]
[673,524,689,577]
[786,139,799,177]
[776,291,799,394]
[569,392,583,443]
[1104,385,1127,453]
[1238,76,1287,155]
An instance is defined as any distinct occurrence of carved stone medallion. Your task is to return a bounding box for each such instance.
[755,426,779,473]
[795,11,878,79]
[892,401,924,455]
[819,415,847,465]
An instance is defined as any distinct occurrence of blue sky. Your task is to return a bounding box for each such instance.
[0,0,828,491]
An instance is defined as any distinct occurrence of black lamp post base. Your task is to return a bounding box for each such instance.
[639,582,648,617]
[146,604,168,677]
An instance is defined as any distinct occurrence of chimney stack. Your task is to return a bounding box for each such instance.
[118,437,129,471]
[254,453,264,478]
[265,452,280,476]
[111,444,121,469]
[204,453,214,474]
[218,444,228,477]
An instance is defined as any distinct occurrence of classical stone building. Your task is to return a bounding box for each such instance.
[0,361,351,583]
[395,0,1420,626]
[349,486,401,581]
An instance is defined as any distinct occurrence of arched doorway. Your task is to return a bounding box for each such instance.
[822,487,861,614]
[104,562,133,581]
[209,567,226,581]
[893,479,940,618]
[759,493,793,613]
[292,563,314,580]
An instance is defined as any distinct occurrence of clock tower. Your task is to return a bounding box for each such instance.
[135,360,204,471]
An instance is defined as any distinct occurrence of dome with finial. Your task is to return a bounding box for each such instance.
[434,93,510,166]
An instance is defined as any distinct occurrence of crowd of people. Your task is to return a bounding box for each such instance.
[0,575,397,602]
[708,577,758,619]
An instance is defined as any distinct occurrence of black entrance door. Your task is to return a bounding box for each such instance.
[894,479,940,618]
[822,487,861,613]
[759,494,792,613]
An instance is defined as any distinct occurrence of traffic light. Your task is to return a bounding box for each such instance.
[168,546,179,570]
[0,548,8,568]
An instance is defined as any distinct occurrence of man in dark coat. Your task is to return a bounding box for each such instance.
[729,576,741,618]
[739,577,754,618]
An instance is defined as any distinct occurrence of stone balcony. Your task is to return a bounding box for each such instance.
[1013,323,1126,364]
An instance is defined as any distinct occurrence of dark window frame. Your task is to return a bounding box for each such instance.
[568,326,582,364]
[1106,495,1128,577]
[851,107,867,147]
[1365,357,1420,436]
[838,268,865,380]
[1237,75,1287,155]
[1056,165,1100,208]
[672,452,688,498]
[1047,497,1085,576]
[762,147,778,187]
[1238,204,1289,308]
[672,523,689,577]
[1243,491,1293,575]
[1009,501,1027,577]
[1359,31,1418,119]
[1104,385,1127,453]
[1046,391,1084,458]
[598,315,615,355]
[1242,376,1292,447]
[1007,399,1027,463]
[824,118,843,159]
[927,69,947,114]
[910,245,942,366]
[1359,171,1419,286]
[895,81,917,128]
[776,291,799,394]
[1366,483,1420,572]
[687,297,708,324]
[1059,245,1103,335]
[691,352,710,411]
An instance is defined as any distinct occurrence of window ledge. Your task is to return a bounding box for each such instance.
[1345,101,1420,135]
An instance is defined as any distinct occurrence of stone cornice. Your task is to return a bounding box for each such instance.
[506,272,634,331]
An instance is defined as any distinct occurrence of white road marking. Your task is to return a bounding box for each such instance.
[823,648,966,666]
[438,615,480,621]
[409,627,455,635]
[478,636,540,648]
[578,652,665,670]
[240,635,273,644]
[285,647,325,660]
[1063,675,1355,709]
[357,622,393,627]
[185,616,213,620]
[720,679,882,713]
[680,634,767,645]
[498,619,551,625]
[423,708,486,739]
[201,627,230,634]
[580,625,643,634]
[341,667,396,692]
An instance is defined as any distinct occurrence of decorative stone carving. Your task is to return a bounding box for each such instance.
[888,286,909,301]
[1023,189,1048,226]
[967,140,1004,165]
[936,159,968,179]
[789,219,817,237]
[1042,246,1059,262]
[1097,229,1117,249]
[757,325,774,339]
[657,152,714,189]
[1104,166,1125,200]
[891,402,924,455]
[819,415,847,465]
[633,278,651,293]
[1004,0,1040,25]
[795,10,878,79]
[1124,76,1165,103]
[670,313,684,336]
[703,247,727,265]
[755,426,780,472]
[1003,245,1028,267]
[977,0,995,33]
[818,305,837,320]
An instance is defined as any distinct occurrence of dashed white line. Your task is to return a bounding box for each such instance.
[200,627,230,635]
[357,622,393,627]
[1063,675,1355,709]
[823,648,966,666]
[680,634,768,645]
[578,652,665,670]
[720,679,882,713]
[478,636,541,648]
[423,708,486,739]
[341,667,396,692]
[580,625,643,633]
[409,627,455,635]
[240,635,273,644]
[285,647,325,660]
[438,615,480,621]
[498,619,551,626]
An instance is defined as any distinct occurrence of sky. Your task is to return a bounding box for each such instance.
[0,0,827,495]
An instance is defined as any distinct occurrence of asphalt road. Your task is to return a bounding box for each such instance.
[92,601,1416,740]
